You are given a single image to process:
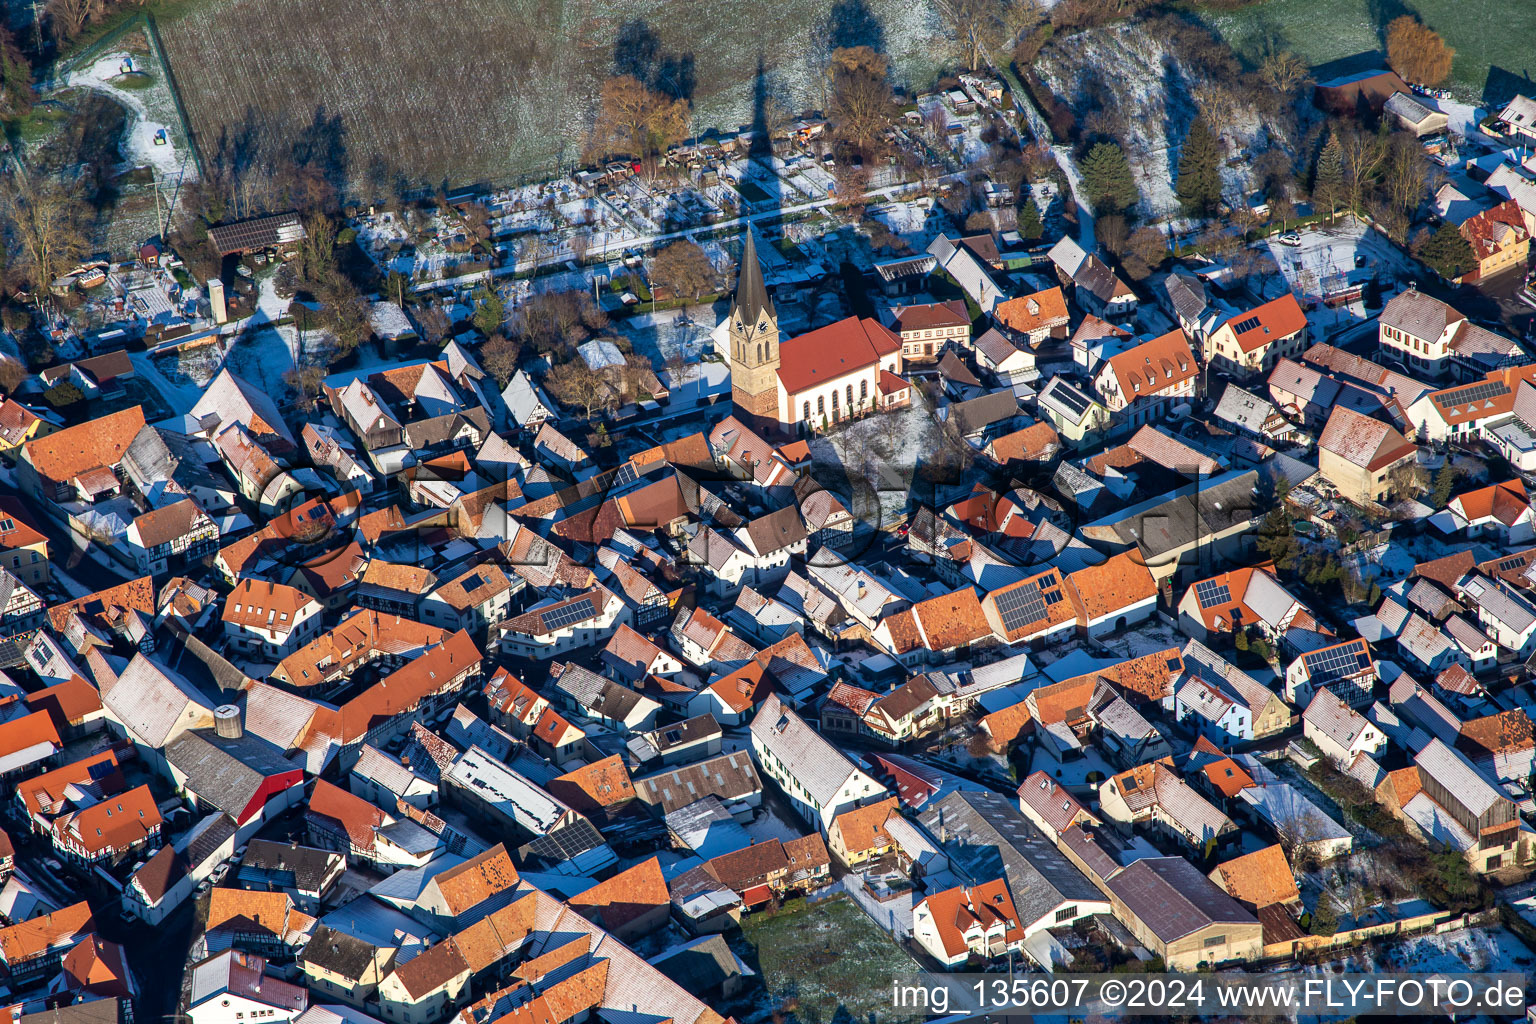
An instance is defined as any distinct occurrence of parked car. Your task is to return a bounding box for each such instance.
[1278,232,1302,247]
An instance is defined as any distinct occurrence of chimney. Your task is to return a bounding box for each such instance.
[207,278,227,324]
[214,704,244,739]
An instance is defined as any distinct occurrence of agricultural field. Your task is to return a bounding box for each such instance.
[1199,0,1536,100]
[153,0,946,195]
[732,893,923,1024]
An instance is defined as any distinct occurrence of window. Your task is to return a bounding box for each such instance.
[1203,934,1226,948]
[803,402,811,421]
[831,389,839,409]
[860,379,868,401]
[817,395,824,415]
[846,384,854,408]
[1055,906,1077,923]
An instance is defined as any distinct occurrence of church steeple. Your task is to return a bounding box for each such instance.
[732,228,775,328]
[727,226,782,432]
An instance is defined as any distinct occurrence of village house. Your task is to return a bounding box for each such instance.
[221,579,325,660]
[187,950,309,1024]
[1092,329,1199,432]
[993,286,1070,348]
[1303,692,1387,764]
[17,405,144,505]
[1377,738,1531,873]
[1036,377,1111,447]
[1458,200,1530,283]
[750,694,888,831]
[125,498,220,576]
[1201,293,1309,380]
[912,879,1026,968]
[1316,406,1417,506]
[890,300,971,362]
[0,498,50,585]
[1099,760,1237,853]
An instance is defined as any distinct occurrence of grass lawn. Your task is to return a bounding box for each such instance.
[1197,0,1536,99]
[733,894,923,1024]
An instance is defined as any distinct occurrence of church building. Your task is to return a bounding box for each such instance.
[726,230,911,436]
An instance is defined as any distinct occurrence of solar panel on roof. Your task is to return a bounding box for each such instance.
[612,461,639,488]
[1452,380,1511,406]
[1498,556,1526,572]
[542,597,596,630]
[1232,315,1263,334]
[1195,580,1232,608]
[1049,382,1091,417]
[994,582,1047,633]
[1305,643,1369,683]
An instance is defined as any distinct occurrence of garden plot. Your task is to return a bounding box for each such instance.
[615,307,720,368]
[733,895,923,1024]
[783,163,835,203]
[1307,924,1536,977]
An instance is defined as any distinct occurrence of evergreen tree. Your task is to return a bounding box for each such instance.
[1309,898,1338,936]
[1313,131,1346,219]
[1018,199,1044,240]
[1175,118,1223,217]
[1431,463,1457,507]
[471,285,506,338]
[1081,142,1139,214]
[1420,222,1477,281]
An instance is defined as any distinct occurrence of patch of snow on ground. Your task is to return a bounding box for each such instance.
[65,53,195,182]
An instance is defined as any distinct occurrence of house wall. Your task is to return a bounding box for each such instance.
[1206,326,1308,381]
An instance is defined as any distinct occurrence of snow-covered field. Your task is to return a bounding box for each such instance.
[159,0,947,192]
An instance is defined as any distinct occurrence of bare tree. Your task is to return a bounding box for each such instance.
[45,0,104,41]
[649,240,717,300]
[827,47,895,158]
[480,333,521,387]
[1259,51,1312,95]
[936,0,1042,73]
[1384,132,1432,214]
[0,173,88,308]
[415,304,450,348]
[545,359,609,420]
[586,74,690,174]
[1337,124,1390,223]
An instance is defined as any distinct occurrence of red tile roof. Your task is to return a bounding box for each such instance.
[307,779,386,850]
[0,901,94,964]
[994,287,1069,336]
[778,316,900,395]
[547,754,635,812]
[1104,329,1197,404]
[22,406,144,486]
[1224,293,1307,353]
[568,856,669,932]
[0,709,62,759]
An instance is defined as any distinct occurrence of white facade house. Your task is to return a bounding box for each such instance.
[1303,692,1387,765]
[188,951,309,1024]
[750,694,888,832]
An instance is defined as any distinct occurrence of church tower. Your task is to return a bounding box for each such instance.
[727,229,782,432]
